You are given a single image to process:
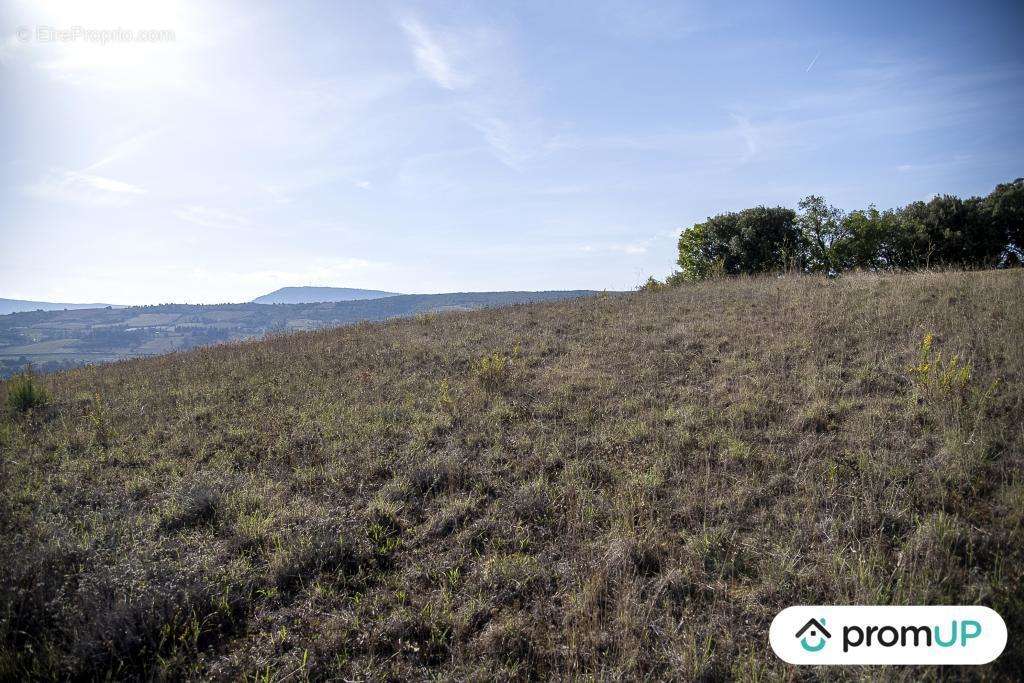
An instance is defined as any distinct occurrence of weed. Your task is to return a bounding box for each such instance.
[908,331,1001,434]
[908,332,972,396]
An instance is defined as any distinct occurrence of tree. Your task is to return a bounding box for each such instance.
[897,195,1004,268]
[675,206,799,281]
[836,206,906,270]
[797,195,846,273]
[660,178,1021,285]
[985,177,1024,262]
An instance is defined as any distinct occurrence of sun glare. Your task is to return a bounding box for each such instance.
[24,0,190,88]
[34,0,184,30]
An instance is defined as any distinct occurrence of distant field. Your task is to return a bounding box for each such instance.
[1,271,1022,680]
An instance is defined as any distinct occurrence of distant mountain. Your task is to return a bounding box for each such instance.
[0,298,120,316]
[0,290,599,377]
[252,286,399,304]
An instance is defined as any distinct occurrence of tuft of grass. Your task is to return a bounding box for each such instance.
[160,486,221,532]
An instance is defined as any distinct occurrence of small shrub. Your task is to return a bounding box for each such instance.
[436,379,455,415]
[473,352,511,392]
[639,276,666,292]
[5,372,49,414]
[907,332,1000,434]
[908,332,971,395]
[416,311,438,325]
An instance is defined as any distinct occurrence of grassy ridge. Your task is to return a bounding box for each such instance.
[2,270,1022,680]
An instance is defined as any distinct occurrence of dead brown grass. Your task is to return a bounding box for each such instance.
[1,270,1022,680]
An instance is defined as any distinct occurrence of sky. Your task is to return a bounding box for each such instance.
[1,0,1022,305]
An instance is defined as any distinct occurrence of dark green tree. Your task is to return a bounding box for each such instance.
[667,178,1020,284]
[675,206,799,281]
[897,194,1004,268]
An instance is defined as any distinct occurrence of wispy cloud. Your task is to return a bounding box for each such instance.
[548,115,768,168]
[592,1,723,40]
[729,113,760,163]
[84,129,161,172]
[805,51,821,72]
[397,12,541,169]
[578,242,649,256]
[399,16,467,90]
[896,155,974,174]
[175,205,250,230]
[25,170,145,206]
[466,113,529,169]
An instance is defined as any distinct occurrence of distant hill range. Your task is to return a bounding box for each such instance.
[0,298,121,316]
[0,290,598,377]
[252,286,399,304]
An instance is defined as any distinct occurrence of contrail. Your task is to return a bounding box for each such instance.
[805,51,821,72]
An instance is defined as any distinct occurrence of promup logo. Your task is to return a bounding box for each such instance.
[770,606,1006,665]
[795,618,830,652]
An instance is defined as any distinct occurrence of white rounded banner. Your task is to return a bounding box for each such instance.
[770,605,1007,665]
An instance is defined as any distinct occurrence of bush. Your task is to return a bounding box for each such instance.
[474,352,511,392]
[5,372,49,414]
[638,276,667,292]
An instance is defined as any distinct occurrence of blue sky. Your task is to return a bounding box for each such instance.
[1,0,1022,304]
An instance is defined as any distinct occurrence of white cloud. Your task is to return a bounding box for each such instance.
[25,170,145,206]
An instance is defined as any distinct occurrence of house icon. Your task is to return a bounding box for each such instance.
[796,618,831,652]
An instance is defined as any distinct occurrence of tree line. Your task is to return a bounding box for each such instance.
[656,178,1023,284]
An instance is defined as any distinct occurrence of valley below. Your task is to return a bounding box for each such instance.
[0,290,597,377]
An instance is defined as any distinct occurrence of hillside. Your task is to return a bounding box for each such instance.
[2,270,1022,680]
[252,287,399,304]
[0,298,120,316]
[0,290,596,378]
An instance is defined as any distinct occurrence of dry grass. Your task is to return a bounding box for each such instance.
[1,270,1022,680]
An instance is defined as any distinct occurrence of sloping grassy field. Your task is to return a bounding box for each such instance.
[2,270,1022,680]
